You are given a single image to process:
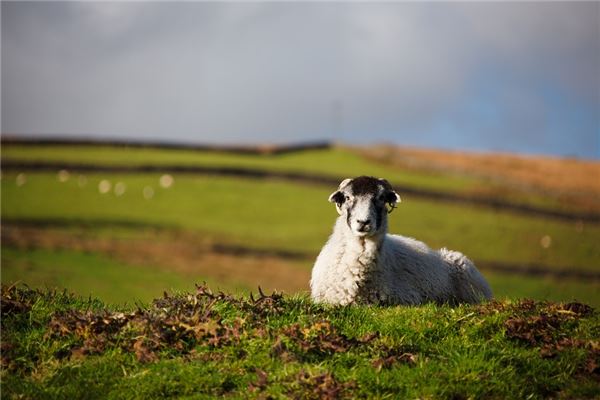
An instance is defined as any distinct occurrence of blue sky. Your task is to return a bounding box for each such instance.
[2,1,599,158]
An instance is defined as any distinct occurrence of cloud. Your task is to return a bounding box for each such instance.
[2,2,598,157]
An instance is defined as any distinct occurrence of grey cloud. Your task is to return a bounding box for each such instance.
[2,2,598,156]
[457,2,600,103]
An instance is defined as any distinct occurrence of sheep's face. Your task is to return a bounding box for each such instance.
[328,176,401,237]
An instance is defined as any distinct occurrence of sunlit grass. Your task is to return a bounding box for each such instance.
[2,286,598,398]
[1,144,482,192]
[2,144,599,398]
[3,246,598,307]
[0,248,200,305]
[3,172,599,271]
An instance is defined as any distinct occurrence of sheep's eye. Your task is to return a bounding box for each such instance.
[345,195,350,201]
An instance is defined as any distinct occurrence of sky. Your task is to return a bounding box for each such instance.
[2,1,599,159]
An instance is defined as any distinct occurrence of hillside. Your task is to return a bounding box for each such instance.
[2,285,598,399]
[361,145,600,214]
[2,141,599,307]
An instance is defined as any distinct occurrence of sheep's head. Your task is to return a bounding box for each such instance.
[328,176,401,237]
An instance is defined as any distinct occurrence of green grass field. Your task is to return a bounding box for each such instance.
[3,246,599,308]
[1,248,198,305]
[4,143,580,214]
[2,144,600,307]
[3,172,598,269]
[2,144,478,193]
[2,285,598,399]
[2,143,600,398]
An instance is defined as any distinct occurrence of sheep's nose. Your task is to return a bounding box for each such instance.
[356,219,372,231]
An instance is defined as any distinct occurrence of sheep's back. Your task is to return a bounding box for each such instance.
[377,234,455,304]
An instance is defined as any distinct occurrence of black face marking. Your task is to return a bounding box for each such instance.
[336,176,398,234]
[341,176,387,233]
[346,205,353,229]
[374,202,384,230]
[349,176,381,196]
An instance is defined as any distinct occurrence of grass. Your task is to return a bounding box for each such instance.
[2,285,599,399]
[3,143,599,398]
[0,144,492,193]
[2,144,599,327]
[485,272,600,309]
[2,245,600,308]
[0,248,201,305]
[6,143,597,215]
[3,172,599,271]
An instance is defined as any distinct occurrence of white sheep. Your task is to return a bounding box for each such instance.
[310,176,493,306]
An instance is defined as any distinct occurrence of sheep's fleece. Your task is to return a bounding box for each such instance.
[310,176,493,306]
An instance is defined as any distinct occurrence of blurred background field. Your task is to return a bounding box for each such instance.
[2,1,599,310]
[2,142,599,307]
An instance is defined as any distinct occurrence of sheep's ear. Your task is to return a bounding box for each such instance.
[328,190,346,215]
[328,190,345,204]
[329,178,352,204]
[385,190,401,205]
[379,178,401,205]
[329,178,351,215]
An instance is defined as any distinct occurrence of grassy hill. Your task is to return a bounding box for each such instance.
[361,145,600,215]
[2,284,599,399]
[2,142,599,398]
[1,142,599,303]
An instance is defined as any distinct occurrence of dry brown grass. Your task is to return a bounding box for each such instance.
[361,145,600,213]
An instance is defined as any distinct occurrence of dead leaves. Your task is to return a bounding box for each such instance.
[504,313,565,347]
[248,368,269,393]
[276,320,416,375]
[132,337,159,363]
[290,371,356,400]
[3,283,599,394]
[372,352,417,371]
[43,284,281,362]
[1,284,35,318]
[248,369,357,400]
[281,321,370,357]
[554,302,594,317]
[503,301,594,348]
[38,284,297,363]
[501,299,598,377]
[246,286,286,318]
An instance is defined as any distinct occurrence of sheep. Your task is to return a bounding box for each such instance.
[310,176,493,306]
